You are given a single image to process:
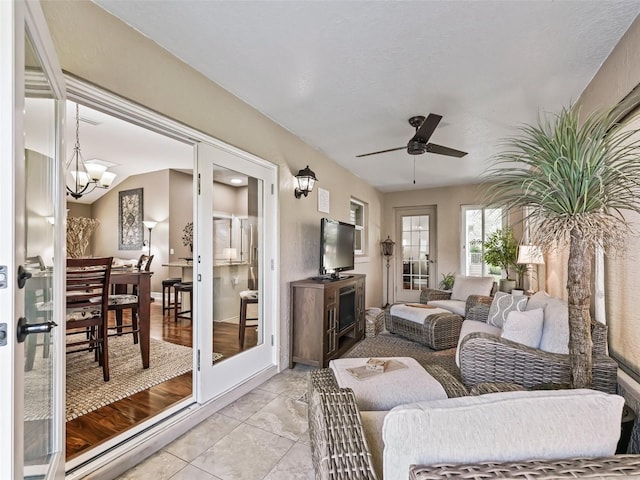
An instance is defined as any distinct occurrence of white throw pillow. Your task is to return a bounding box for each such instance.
[527,291,570,354]
[500,308,544,348]
[450,275,494,302]
[487,292,528,328]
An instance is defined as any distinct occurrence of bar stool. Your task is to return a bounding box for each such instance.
[162,277,182,315]
[239,290,259,349]
[174,282,193,321]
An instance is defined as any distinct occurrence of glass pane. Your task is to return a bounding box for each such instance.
[400,214,430,291]
[212,167,262,362]
[22,32,57,475]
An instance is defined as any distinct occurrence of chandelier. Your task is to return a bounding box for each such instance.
[66,104,116,199]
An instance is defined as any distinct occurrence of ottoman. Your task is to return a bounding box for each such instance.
[329,356,447,410]
[387,304,463,350]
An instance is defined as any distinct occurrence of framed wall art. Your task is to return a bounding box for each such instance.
[118,188,144,250]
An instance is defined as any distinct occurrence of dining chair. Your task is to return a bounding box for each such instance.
[66,256,113,382]
[108,254,153,344]
[239,290,259,349]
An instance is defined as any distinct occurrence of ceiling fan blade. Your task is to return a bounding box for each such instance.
[426,143,468,158]
[410,113,442,143]
[356,146,405,158]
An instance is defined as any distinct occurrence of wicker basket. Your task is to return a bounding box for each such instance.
[365,307,384,337]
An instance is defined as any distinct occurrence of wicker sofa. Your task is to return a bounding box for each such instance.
[308,368,640,480]
[458,292,619,393]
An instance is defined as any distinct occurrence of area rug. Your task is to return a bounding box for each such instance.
[25,336,195,421]
[342,332,460,379]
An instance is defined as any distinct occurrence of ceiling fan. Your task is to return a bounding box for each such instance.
[356,114,468,158]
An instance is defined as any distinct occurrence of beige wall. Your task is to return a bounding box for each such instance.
[67,202,92,218]
[383,184,483,302]
[168,170,194,264]
[42,0,384,369]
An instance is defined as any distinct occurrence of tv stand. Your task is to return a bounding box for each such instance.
[290,274,365,368]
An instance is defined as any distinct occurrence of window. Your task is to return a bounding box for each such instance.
[461,205,504,277]
[605,111,640,383]
[350,198,366,255]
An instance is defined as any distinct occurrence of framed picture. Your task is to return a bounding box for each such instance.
[118,188,144,250]
[318,187,330,213]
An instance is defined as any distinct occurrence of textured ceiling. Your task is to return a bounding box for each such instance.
[93,0,640,192]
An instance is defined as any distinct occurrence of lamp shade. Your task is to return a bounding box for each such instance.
[143,220,158,230]
[517,245,544,265]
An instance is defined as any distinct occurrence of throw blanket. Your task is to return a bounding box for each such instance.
[389,304,451,324]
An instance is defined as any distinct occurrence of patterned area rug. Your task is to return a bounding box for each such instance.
[25,336,196,421]
[342,332,460,380]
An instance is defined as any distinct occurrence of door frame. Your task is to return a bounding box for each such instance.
[59,76,280,476]
[393,206,437,303]
[0,0,67,478]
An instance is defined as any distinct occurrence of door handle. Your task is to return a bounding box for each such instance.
[16,317,57,343]
[17,265,32,289]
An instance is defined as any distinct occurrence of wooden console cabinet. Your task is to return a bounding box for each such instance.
[290,274,366,368]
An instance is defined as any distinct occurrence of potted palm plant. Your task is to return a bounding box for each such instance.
[482,227,518,292]
[484,98,640,388]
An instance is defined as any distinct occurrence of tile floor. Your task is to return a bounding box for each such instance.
[117,365,315,480]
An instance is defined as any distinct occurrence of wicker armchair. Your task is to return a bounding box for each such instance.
[459,296,619,394]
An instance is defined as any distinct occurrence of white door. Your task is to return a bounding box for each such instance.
[394,206,437,302]
[195,142,278,401]
[0,1,66,479]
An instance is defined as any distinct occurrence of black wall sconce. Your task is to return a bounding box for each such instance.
[294,165,317,198]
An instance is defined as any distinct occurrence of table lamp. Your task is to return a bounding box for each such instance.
[517,245,544,295]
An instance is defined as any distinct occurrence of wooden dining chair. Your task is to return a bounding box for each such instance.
[108,254,153,344]
[66,257,113,382]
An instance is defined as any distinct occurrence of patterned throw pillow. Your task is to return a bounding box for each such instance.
[487,291,528,328]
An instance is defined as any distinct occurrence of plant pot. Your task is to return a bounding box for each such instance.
[499,279,517,293]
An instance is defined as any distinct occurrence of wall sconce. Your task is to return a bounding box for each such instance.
[143,220,157,254]
[294,165,317,198]
[380,236,395,308]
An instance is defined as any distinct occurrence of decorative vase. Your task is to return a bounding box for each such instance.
[499,279,516,293]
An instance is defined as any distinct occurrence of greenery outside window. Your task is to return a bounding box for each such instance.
[461,205,505,277]
[350,198,366,255]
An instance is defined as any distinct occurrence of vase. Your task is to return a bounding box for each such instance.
[499,279,516,293]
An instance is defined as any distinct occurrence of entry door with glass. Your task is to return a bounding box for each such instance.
[395,207,436,302]
[0,1,66,479]
[196,142,277,402]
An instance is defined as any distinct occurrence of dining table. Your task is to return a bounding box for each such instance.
[110,268,153,369]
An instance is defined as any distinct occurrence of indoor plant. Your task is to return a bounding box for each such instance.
[439,272,455,291]
[484,98,640,388]
[482,228,518,292]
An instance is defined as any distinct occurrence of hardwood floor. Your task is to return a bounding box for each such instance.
[65,302,258,461]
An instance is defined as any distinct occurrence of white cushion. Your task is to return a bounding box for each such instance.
[389,304,451,324]
[455,319,501,366]
[427,299,466,316]
[428,300,467,317]
[487,292,528,328]
[360,411,386,479]
[329,357,447,410]
[527,291,569,354]
[382,389,624,480]
[500,308,544,348]
[450,275,494,302]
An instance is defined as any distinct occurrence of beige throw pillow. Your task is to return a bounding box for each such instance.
[500,308,544,348]
[450,275,494,302]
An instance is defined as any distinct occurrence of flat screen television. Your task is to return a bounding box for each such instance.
[320,218,355,278]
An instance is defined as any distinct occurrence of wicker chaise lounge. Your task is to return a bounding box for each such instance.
[308,368,640,480]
